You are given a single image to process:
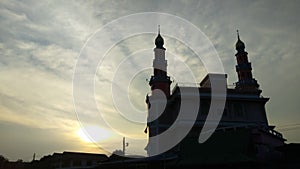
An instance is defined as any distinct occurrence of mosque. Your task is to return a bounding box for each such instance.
[141,29,286,168]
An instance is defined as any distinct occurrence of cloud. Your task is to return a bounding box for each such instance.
[0,0,299,160]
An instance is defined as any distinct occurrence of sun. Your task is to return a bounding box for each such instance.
[77,125,112,143]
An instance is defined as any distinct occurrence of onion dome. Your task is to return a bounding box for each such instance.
[155,25,165,49]
[235,30,245,52]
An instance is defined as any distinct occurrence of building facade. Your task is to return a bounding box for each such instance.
[145,30,285,165]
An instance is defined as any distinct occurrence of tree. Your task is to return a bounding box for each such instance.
[0,155,8,163]
[0,155,8,169]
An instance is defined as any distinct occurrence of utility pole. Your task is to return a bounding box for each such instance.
[122,137,129,156]
[32,153,36,162]
[122,137,125,156]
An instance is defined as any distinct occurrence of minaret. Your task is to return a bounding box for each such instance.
[149,26,171,97]
[145,26,172,156]
[235,30,261,94]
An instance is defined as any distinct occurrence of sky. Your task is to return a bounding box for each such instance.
[0,0,300,161]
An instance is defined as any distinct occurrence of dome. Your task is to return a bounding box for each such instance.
[235,39,245,52]
[155,34,165,49]
[235,30,245,52]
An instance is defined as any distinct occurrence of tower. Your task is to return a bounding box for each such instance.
[148,26,171,97]
[235,30,261,94]
[145,27,172,156]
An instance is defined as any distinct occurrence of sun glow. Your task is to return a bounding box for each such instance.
[77,125,112,143]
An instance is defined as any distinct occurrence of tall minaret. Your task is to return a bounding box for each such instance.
[149,26,171,97]
[145,27,172,156]
[235,30,261,94]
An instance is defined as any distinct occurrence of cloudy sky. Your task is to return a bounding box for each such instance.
[0,0,299,161]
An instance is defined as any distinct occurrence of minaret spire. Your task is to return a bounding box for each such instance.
[158,25,160,34]
[149,26,171,96]
[235,30,245,52]
[234,30,260,94]
[155,25,165,50]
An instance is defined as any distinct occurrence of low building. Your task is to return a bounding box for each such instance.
[31,152,108,169]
